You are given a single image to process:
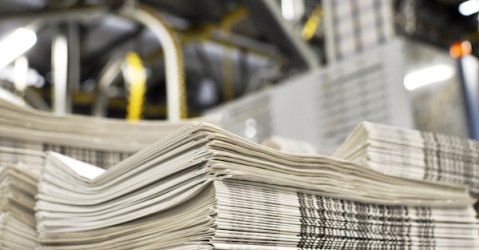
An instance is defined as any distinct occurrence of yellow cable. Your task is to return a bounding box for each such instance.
[125,51,146,121]
[302,6,323,41]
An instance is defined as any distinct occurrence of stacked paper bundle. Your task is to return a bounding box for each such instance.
[0,164,38,250]
[335,122,479,195]
[323,0,395,62]
[36,123,479,249]
[0,100,196,248]
[0,99,190,171]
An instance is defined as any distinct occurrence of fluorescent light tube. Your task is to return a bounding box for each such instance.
[459,0,479,16]
[0,28,37,69]
[404,64,454,91]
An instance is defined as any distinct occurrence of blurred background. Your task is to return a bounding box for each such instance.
[0,0,478,151]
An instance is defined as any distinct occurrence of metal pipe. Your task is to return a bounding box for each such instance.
[92,55,123,117]
[0,6,108,24]
[67,22,81,92]
[119,4,186,121]
[51,27,70,115]
[458,56,479,139]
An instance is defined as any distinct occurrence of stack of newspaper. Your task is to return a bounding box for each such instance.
[36,123,479,249]
[0,164,38,250]
[335,122,479,195]
[0,100,191,249]
[0,99,188,172]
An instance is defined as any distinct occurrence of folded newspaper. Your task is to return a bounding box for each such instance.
[0,164,38,250]
[335,122,479,195]
[36,123,479,249]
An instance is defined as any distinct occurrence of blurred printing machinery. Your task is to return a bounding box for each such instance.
[0,0,477,147]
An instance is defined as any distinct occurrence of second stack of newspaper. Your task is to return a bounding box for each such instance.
[36,123,479,249]
[335,122,479,195]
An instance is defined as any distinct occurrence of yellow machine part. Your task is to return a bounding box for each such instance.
[125,51,146,121]
[302,6,323,41]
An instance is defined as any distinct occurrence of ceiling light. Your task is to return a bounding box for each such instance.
[0,28,37,69]
[404,64,455,91]
[459,0,479,16]
[281,0,296,20]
